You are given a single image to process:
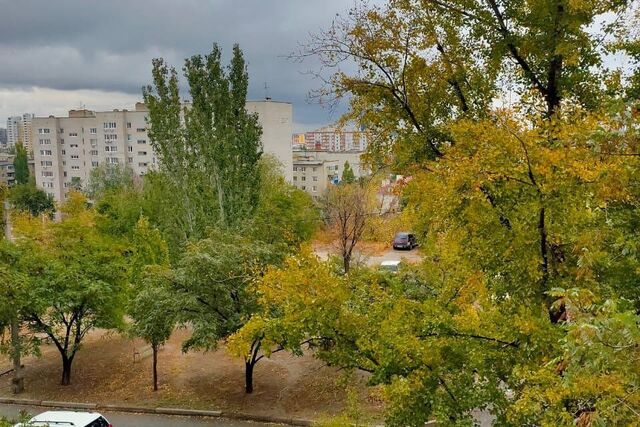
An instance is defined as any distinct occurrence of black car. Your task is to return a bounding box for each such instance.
[393,232,418,250]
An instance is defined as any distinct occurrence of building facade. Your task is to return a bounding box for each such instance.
[33,103,154,201]
[33,100,294,202]
[6,114,34,151]
[0,128,7,148]
[0,154,15,187]
[245,99,293,182]
[292,150,368,199]
[292,126,369,152]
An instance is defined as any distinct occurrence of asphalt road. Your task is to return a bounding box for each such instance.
[0,404,277,427]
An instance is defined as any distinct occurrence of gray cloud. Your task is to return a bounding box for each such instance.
[0,0,355,129]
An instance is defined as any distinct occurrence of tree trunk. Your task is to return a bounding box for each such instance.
[245,361,254,394]
[61,356,73,386]
[10,317,23,394]
[152,343,158,391]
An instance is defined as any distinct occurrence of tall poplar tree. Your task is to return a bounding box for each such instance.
[143,43,262,243]
[12,143,29,185]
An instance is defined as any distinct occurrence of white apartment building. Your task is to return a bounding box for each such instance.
[7,114,34,151]
[33,103,154,201]
[33,100,294,202]
[246,99,293,182]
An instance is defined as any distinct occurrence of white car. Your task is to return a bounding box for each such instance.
[380,260,402,273]
[15,411,112,427]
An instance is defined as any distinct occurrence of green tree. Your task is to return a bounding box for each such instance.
[16,192,128,385]
[128,265,176,391]
[250,155,320,245]
[12,143,29,185]
[0,240,38,394]
[86,163,136,200]
[176,231,283,393]
[8,184,54,217]
[143,43,262,239]
[341,161,356,184]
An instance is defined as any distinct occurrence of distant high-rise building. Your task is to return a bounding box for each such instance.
[6,113,34,151]
[292,126,369,152]
[0,128,7,148]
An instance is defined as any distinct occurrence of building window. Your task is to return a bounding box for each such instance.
[301,176,306,181]
[128,157,134,163]
[91,161,99,167]
[127,122,132,129]
[40,150,52,156]
[69,132,78,137]
[70,154,80,159]
[302,186,306,190]
[293,166,298,172]
[300,167,306,172]
[70,144,78,148]
[127,134,132,141]
[71,166,80,170]
[313,176,318,181]
[41,171,54,177]
[61,150,66,155]
[104,134,117,141]
[138,162,148,167]
[59,128,64,133]
[313,186,317,192]
[313,167,317,172]
[137,139,146,144]
[105,146,118,152]
[43,182,54,188]
[136,127,146,132]
[38,128,51,134]
[39,139,51,145]
[128,146,133,153]
[90,150,98,156]
[138,151,147,156]
[107,157,119,164]
[40,161,53,166]
[293,176,297,181]
[103,122,117,129]
[90,128,97,134]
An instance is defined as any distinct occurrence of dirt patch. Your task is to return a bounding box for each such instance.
[0,329,383,422]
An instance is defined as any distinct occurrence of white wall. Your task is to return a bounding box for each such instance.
[245,100,293,182]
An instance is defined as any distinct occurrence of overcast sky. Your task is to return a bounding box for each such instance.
[0,0,357,132]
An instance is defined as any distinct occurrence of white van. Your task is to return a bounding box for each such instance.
[15,411,111,427]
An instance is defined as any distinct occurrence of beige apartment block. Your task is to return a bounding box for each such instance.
[34,100,294,202]
[292,157,339,200]
[292,149,368,198]
[33,103,154,202]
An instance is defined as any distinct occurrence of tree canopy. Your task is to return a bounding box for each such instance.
[12,143,29,185]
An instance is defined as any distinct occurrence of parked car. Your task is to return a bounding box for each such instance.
[380,260,403,273]
[15,411,112,427]
[392,232,418,250]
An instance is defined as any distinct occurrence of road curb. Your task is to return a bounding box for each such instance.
[155,407,222,417]
[41,400,97,410]
[221,411,313,426]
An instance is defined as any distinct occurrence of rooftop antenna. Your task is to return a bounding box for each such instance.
[264,82,271,100]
